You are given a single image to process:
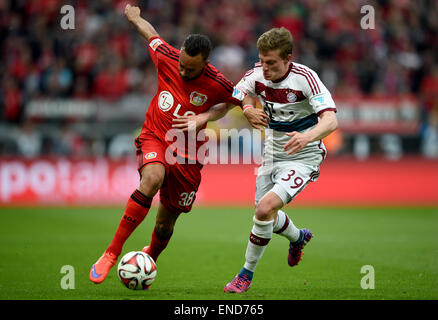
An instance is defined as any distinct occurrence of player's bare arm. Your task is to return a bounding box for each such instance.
[172,103,232,132]
[241,96,270,130]
[283,110,338,155]
[124,4,159,41]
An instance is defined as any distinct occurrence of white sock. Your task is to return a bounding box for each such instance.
[243,217,274,272]
[273,210,300,243]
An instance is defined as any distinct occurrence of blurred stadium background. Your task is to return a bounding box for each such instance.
[1,0,438,303]
[0,0,437,206]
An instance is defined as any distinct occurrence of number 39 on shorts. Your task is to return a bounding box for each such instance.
[281,170,304,189]
[178,191,196,207]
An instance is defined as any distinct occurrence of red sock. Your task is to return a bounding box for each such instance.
[106,190,153,257]
[147,228,173,262]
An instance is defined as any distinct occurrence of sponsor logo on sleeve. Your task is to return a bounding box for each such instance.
[232,87,246,101]
[145,152,157,160]
[149,38,163,51]
[311,95,325,105]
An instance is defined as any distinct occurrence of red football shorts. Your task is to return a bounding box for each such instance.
[135,130,202,213]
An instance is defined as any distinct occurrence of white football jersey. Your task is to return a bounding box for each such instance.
[233,62,337,165]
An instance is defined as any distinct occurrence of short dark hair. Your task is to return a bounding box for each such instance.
[182,34,212,60]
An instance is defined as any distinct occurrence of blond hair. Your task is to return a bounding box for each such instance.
[257,27,294,59]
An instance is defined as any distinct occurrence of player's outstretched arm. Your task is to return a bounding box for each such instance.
[241,96,270,130]
[283,110,338,155]
[124,4,159,41]
[172,103,232,132]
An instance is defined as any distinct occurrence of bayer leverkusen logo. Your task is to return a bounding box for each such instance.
[190,91,208,106]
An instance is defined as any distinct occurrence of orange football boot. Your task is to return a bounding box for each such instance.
[89,252,117,284]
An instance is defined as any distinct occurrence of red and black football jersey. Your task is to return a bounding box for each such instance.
[140,36,240,159]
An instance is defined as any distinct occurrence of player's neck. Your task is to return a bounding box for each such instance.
[271,62,292,83]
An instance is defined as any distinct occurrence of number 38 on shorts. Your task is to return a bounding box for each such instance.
[178,191,196,207]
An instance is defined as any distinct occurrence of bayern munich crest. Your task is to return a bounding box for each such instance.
[287,91,297,103]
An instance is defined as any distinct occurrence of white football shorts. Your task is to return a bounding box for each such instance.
[255,161,320,206]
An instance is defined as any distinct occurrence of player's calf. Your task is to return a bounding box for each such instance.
[142,204,178,261]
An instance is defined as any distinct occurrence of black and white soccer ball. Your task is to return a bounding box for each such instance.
[117,251,157,290]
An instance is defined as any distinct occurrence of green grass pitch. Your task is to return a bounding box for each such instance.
[0,206,437,300]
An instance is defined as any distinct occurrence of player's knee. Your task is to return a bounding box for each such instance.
[140,167,164,195]
[255,190,284,221]
[255,202,275,221]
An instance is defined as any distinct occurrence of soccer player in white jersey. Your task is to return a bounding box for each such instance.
[224,27,338,293]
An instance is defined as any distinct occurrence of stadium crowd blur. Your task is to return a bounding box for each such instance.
[0,0,437,159]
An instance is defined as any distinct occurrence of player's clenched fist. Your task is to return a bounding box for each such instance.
[125,4,140,22]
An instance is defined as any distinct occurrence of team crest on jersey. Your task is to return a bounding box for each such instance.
[287,92,297,102]
[145,152,157,160]
[190,91,208,106]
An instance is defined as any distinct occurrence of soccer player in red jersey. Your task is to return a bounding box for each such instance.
[89,4,267,285]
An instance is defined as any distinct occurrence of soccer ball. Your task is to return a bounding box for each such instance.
[117,251,157,290]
